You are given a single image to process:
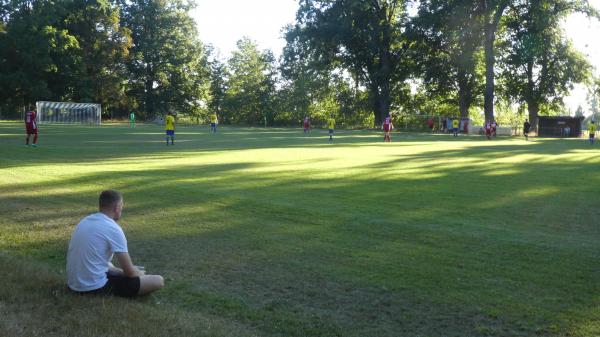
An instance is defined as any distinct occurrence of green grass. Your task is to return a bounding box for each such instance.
[1,121,600,337]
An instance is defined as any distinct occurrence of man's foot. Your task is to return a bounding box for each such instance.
[31,144,38,147]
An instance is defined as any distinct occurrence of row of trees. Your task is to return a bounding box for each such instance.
[0,0,208,119]
[289,0,598,129]
[0,0,598,129]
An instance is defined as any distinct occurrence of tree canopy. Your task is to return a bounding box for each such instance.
[0,0,597,128]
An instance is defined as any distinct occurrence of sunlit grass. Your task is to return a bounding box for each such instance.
[1,121,600,336]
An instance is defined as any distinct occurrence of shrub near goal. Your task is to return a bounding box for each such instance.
[36,101,101,125]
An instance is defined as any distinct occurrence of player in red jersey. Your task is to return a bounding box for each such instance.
[383,115,393,142]
[25,110,39,147]
[303,116,311,134]
[484,121,492,140]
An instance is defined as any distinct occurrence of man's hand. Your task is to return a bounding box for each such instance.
[115,252,144,277]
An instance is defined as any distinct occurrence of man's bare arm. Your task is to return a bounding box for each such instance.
[114,252,144,277]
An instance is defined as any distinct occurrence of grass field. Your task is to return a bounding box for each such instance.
[1,121,599,337]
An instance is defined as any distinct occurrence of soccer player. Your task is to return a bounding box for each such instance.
[165,112,175,145]
[484,121,492,140]
[210,113,218,133]
[383,115,393,142]
[452,118,459,137]
[303,116,311,134]
[589,121,596,145]
[491,121,498,137]
[25,109,38,147]
[66,190,164,297]
[129,112,135,128]
[523,119,531,141]
[427,118,434,132]
[327,115,335,142]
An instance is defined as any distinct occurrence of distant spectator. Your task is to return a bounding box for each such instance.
[427,118,434,132]
[523,119,531,141]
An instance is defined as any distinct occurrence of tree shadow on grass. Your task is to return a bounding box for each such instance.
[2,142,600,336]
[4,122,596,170]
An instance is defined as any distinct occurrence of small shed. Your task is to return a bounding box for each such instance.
[538,116,584,137]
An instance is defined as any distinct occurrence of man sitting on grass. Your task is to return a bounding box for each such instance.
[67,190,164,297]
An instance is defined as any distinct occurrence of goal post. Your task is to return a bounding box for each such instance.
[36,101,101,125]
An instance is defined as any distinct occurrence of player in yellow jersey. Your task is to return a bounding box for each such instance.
[452,118,459,137]
[589,121,596,145]
[165,112,175,145]
[210,113,218,133]
[327,115,335,142]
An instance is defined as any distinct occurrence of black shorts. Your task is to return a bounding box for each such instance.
[74,273,140,297]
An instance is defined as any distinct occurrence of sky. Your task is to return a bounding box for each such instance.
[191,0,600,113]
[191,0,298,59]
[562,0,600,113]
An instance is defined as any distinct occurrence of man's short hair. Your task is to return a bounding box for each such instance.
[99,190,122,210]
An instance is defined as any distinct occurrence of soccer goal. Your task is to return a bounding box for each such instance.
[36,101,102,125]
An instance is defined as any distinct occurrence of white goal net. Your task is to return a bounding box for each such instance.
[36,101,101,125]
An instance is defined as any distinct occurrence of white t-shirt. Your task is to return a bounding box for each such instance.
[66,212,128,292]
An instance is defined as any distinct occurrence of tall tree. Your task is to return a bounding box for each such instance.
[63,0,131,115]
[0,0,79,110]
[281,24,334,123]
[481,0,512,123]
[499,0,594,129]
[206,47,227,121]
[222,37,276,125]
[293,0,411,125]
[410,0,484,118]
[119,0,209,118]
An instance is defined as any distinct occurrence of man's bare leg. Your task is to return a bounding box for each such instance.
[138,275,164,295]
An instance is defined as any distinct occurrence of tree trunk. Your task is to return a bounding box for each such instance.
[373,48,392,126]
[370,83,391,127]
[528,100,539,132]
[378,82,391,124]
[484,21,496,123]
[483,1,509,123]
[145,77,154,117]
[457,69,472,118]
[370,85,382,126]
[526,61,539,132]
